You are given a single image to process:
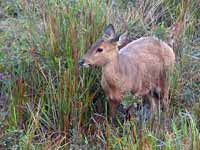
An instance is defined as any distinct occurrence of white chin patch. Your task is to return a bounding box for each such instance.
[83,64,90,68]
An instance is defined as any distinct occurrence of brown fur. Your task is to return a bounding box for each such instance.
[80,25,175,126]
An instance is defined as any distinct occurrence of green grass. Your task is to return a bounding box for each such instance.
[0,0,200,149]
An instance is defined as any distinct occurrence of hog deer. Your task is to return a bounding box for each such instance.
[79,24,175,127]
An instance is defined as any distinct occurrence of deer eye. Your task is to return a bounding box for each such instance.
[96,48,103,53]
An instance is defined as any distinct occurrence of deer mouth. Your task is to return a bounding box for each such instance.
[79,59,93,68]
[82,63,92,68]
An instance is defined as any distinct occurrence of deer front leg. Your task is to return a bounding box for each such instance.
[107,91,123,125]
[108,96,127,129]
[108,97,121,117]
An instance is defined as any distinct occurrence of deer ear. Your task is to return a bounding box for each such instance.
[103,24,115,40]
[117,31,128,46]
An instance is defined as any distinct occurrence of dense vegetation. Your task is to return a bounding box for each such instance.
[0,0,199,149]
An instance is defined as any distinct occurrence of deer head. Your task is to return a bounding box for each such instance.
[79,24,127,67]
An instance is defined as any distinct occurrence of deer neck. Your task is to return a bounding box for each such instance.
[102,52,122,78]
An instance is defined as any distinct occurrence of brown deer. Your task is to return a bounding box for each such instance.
[79,24,175,126]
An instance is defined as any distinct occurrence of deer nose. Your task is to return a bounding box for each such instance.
[79,59,85,66]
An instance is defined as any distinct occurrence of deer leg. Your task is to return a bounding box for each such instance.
[162,86,170,130]
[108,95,126,129]
[160,75,170,130]
[149,95,156,117]
[108,98,120,117]
[143,95,156,116]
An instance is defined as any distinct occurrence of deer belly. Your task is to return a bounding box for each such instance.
[133,79,154,97]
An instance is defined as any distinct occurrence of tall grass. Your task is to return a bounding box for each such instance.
[0,0,199,149]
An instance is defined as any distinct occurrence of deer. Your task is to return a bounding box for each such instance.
[79,24,175,127]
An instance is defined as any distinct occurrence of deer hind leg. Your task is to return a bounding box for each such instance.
[140,94,158,135]
[143,94,156,119]
[160,75,170,130]
[162,85,170,130]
